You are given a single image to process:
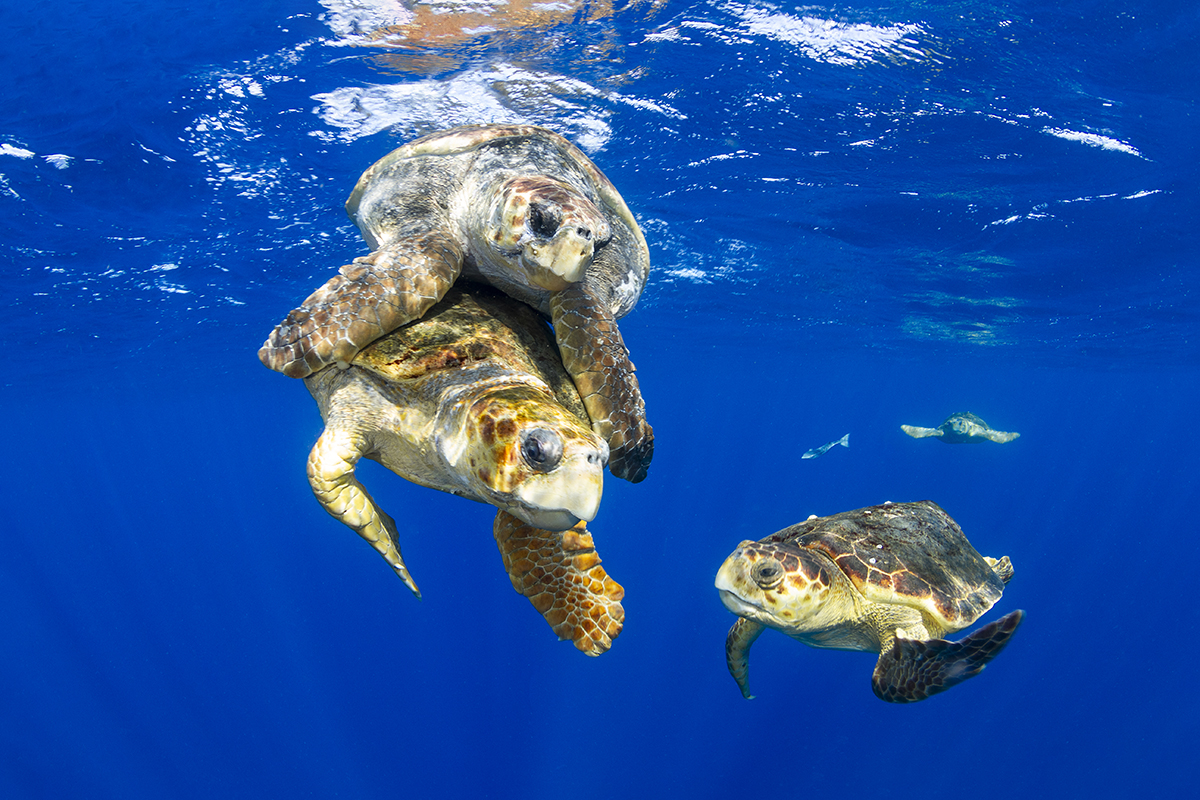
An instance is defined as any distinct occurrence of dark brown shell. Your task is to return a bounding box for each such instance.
[763,501,1005,627]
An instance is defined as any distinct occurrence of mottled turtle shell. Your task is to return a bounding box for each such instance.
[764,501,1006,628]
[346,124,649,317]
[949,412,989,429]
[353,281,587,423]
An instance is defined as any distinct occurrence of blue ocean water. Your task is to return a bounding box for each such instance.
[2,0,1197,796]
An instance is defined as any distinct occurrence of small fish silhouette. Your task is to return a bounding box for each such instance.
[801,433,850,459]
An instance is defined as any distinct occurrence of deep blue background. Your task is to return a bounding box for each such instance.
[3,1,1197,797]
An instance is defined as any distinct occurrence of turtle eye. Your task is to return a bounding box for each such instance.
[528,202,561,238]
[751,558,784,589]
[520,428,563,472]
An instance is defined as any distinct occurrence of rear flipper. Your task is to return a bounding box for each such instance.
[985,555,1014,584]
[872,610,1024,703]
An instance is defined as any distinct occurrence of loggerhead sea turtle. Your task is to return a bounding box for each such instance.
[260,124,653,483]
[715,501,1023,702]
[304,282,624,655]
[901,412,1019,444]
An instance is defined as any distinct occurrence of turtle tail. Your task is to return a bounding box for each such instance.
[871,610,1024,703]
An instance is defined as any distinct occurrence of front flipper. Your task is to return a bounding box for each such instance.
[259,229,463,378]
[492,510,624,656]
[900,424,943,439]
[872,610,1024,703]
[725,617,766,699]
[307,426,421,597]
[549,285,653,483]
[982,429,1020,443]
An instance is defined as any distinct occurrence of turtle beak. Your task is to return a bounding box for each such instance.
[715,545,760,615]
[520,195,610,289]
[514,439,606,531]
[522,227,596,289]
[717,588,761,618]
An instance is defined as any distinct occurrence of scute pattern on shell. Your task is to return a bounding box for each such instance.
[355,282,589,420]
[355,125,625,211]
[767,501,1005,626]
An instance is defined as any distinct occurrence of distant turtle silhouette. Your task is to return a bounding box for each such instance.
[901,412,1019,444]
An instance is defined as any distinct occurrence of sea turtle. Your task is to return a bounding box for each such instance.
[260,124,654,483]
[901,412,1019,444]
[304,282,624,655]
[715,501,1023,702]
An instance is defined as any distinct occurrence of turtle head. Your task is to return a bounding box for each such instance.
[947,416,974,436]
[715,540,838,634]
[485,176,612,291]
[462,385,608,530]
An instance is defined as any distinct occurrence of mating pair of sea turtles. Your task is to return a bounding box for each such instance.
[716,501,1023,702]
[260,124,653,482]
[259,125,654,654]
